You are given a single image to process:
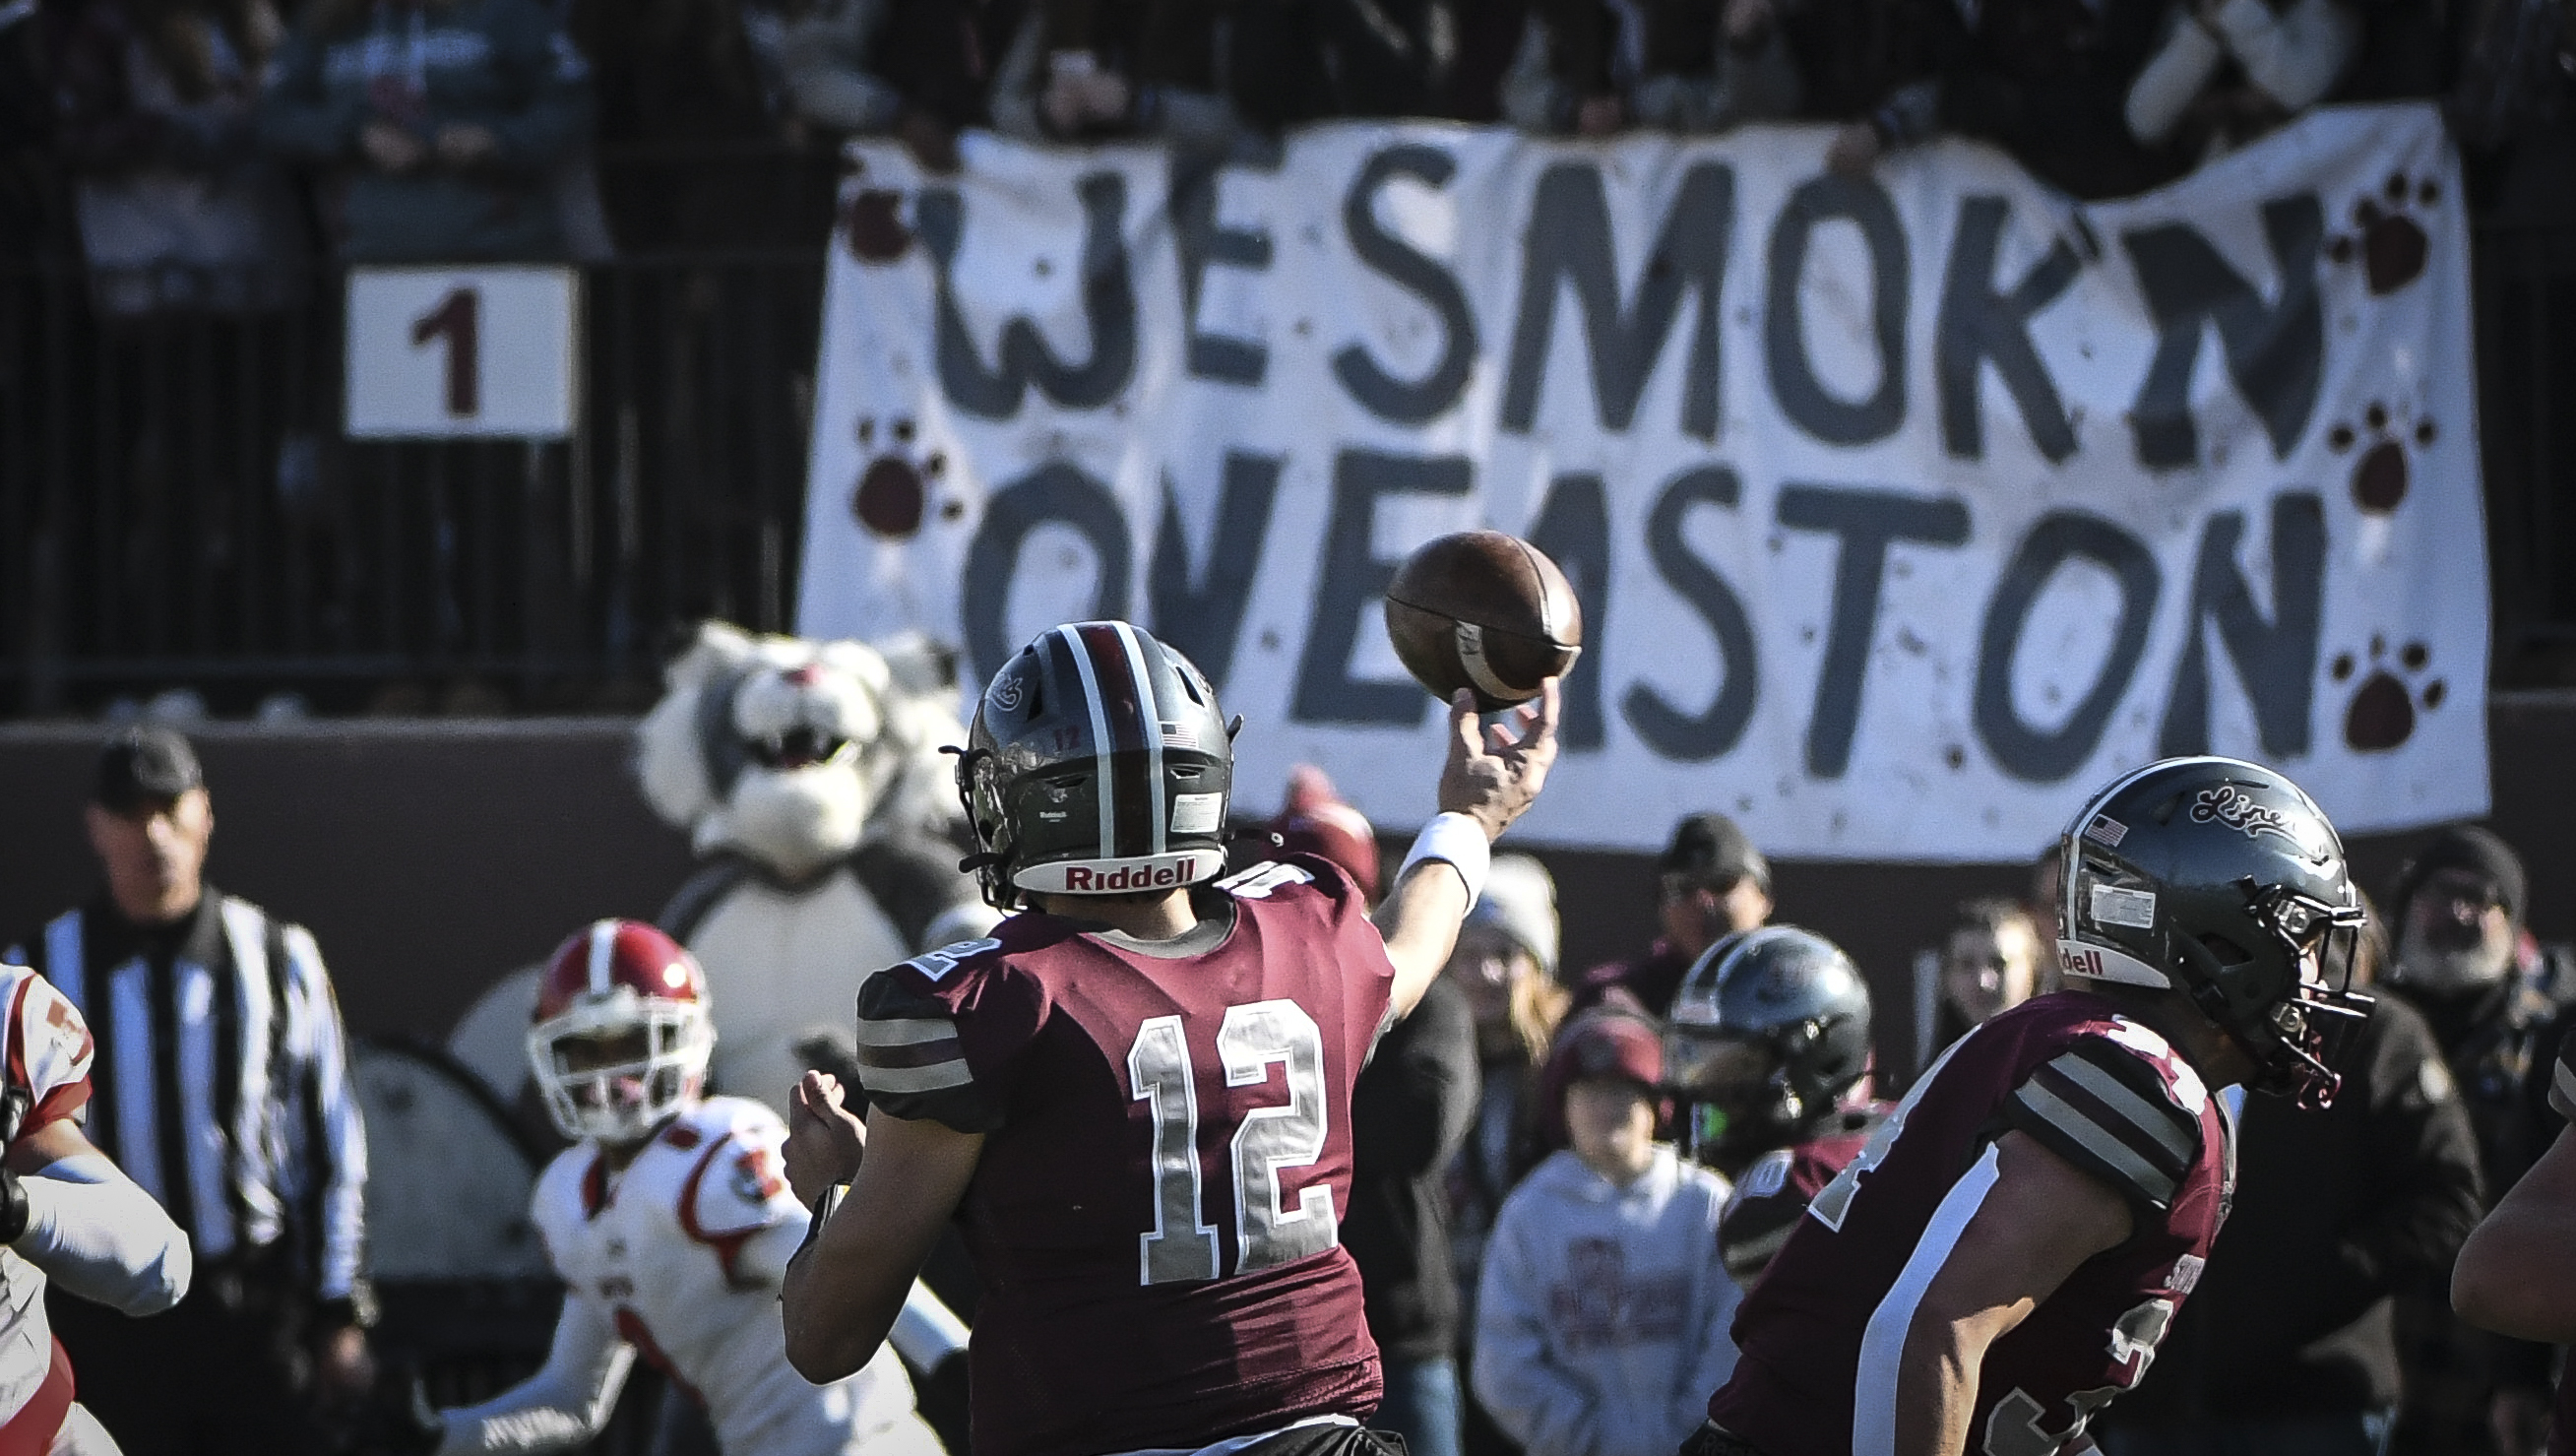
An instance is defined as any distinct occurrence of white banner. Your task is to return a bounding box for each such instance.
[798,104,2488,860]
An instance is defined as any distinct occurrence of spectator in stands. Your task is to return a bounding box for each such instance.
[1446,854,1567,1456]
[778,0,999,168]
[258,0,593,261]
[1500,0,1801,135]
[1916,897,2044,1069]
[1265,765,1381,896]
[46,0,308,312]
[1574,812,1769,1018]
[2377,825,2574,1456]
[1823,0,2187,199]
[1471,1008,1736,1456]
[987,0,1238,149]
[2099,900,2485,1456]
[2121,0,2360,161]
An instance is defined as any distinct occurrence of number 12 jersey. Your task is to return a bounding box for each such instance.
[853,857,1394,1456]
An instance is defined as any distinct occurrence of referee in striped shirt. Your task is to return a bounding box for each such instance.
[4,728,375,1456]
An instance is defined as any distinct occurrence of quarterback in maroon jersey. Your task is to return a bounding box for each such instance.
[2452,1017,2576,1456]
[1663,926,1886,1287]
[779,621,1558,1456]
[1698,756,2370,1456]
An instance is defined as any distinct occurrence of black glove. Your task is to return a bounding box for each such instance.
[0,1166,24,1244]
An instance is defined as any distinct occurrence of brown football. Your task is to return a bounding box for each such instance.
[1384,532,1583,710]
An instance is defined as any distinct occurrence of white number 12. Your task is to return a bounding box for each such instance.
[1127,999,1338,1286]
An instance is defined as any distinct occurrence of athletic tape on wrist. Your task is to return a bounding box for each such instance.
[1401,812,1492,905]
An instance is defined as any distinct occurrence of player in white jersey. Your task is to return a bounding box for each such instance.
[0,963,191,1456]
[401,921,947,1456]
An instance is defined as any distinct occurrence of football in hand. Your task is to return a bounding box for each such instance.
[1384,531,1583,710]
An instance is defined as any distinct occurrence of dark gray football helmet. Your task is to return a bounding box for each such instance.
[2058,756,2369,1108]
[954,622,1235,910]
[1666,925,1874,1171]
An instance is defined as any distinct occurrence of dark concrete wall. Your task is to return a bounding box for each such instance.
[0,697,2564,1079]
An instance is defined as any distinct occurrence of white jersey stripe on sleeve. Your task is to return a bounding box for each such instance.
[2047,1053,2195,1166]
[859,1059,975,1095]
[1853,1142,2005,1456]
[2015,1081,2179,1207]
[853,1018,962,1048]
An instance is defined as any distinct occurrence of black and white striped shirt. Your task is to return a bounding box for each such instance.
[5,889,371,1319]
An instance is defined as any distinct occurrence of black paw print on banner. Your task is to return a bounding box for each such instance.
[848,417,958,539]
[2325,402,2438,516]
[2333,636,2447,752]
[843,189,912,264]
[2327,173,2436,296]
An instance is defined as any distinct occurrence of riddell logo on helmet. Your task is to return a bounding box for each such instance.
[2061,945,2108,978]
[1057,857,1206,891]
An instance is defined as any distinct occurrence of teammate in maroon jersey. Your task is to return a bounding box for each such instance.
[1664,926,1885,1287]
[2452,1017,2576,1456]
[1697,756,2371,1456]
[778,621,1559,1456]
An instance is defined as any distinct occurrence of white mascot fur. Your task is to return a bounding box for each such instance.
[634,621,999,1115]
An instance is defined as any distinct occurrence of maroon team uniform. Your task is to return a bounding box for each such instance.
[1708,992,2234,1456]
[855,856,1392,1456]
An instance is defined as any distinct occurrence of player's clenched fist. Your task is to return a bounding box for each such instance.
[785,1070,866,1207]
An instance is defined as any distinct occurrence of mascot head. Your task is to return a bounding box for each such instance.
[636,622,967,881]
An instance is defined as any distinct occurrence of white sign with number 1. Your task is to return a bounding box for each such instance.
[345,266,581,439]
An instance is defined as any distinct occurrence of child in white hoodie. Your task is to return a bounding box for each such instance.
[1471,1008,1739,1456]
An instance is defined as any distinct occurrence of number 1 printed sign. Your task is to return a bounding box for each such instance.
[346,266,581,439]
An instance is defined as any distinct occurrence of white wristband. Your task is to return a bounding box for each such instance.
[1401,812,1492,906]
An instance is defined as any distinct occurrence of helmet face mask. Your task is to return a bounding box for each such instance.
[957,623,1234,910]
[2058,757,2371,1108]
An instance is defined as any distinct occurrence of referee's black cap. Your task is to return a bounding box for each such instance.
[94,727,204,813]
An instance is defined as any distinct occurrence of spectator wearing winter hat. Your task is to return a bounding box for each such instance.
[1267,765,1382,901]
[1574,812,1771,1018]
[2378,824,2575,1456]
[1471,1009,1737,1456]
[1445,854,1569,1456]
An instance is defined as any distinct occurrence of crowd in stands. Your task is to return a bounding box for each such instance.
[4,0,2576,294]
[1256,769,2576,1456]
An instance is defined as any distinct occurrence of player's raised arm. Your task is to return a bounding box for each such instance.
[1377,680,1559,1020]
[1884,1130,2132,1456]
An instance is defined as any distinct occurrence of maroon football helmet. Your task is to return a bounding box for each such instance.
[527,919,713,1142]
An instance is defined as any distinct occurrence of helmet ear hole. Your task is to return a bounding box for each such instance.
[2198,933,2254,968]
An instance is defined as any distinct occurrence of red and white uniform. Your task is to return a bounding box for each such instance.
[438,1097,926,1456]
[1709,992,2233,1456]
[0,967,96,1451]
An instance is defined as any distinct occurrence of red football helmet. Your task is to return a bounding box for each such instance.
[526,919,714,1143]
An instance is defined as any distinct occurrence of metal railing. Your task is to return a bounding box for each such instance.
[0,249,825,715]
[1,212,2573,714]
